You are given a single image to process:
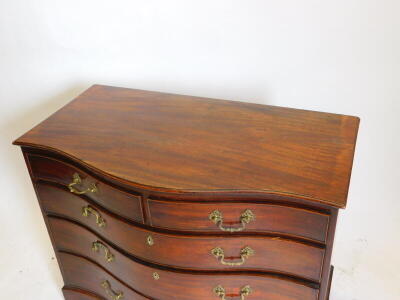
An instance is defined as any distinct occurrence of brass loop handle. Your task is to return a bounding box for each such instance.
[101,280,124,300]
[68,173,98,195]
[92,241,115,262]
[214,285,252,300]
[209,209,255,232]
[82,206,106,227]
[211,246,254,266]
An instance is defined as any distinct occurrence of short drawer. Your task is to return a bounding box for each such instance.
[58,246,319,300]
[148,199,329,243]
[40,184,324,282]
[27,154,143,223]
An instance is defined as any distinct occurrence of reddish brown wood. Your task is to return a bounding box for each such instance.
[318,209,338,300]
[49,216,321,293]
[28,154,143,223]
[14,85,359,300]
[41,185,325,282]
[25,146,339,215]
[29,151,330,243]
[14,84,359,208]
[325,266,334,300]
[59,251,318,300]
[60,253,149,300]
[147,198,329,243]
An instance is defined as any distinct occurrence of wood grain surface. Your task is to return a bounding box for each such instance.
[59,251,319,300]
[29,154,143,223]
[41,185,325,282]
[147,198,329,243]
[14,85,359,207]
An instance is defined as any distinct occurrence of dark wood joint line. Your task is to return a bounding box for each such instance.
[141,192,150,225]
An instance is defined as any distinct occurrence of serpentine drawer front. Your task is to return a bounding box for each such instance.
[14,85,359,300]
[147,198,329,243]
[28,154,143,223]
[45,205,324,281]
[59,252,319,300]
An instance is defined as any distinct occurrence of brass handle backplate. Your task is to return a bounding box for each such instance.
[82,206,106,227]
[69,173,98,195]
[211,246,254,266]
[92,241,115,262]
[214,285,252,300]
[101,280,124,300]
[209,209,255,232]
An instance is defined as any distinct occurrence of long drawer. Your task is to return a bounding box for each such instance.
[58,245,319,300]
[39,184,324,281]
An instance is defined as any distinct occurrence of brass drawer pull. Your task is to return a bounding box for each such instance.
[68,173,98,195]
[211,246,254,266]
[101,280,124,300]
[209,209,255,232]
[82,206,106,227]
[92,241,115,262]
[214,285,252,300]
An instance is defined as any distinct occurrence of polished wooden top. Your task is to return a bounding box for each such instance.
[14,85,359,207]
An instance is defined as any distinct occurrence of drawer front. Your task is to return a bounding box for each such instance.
[148,199,329,243]
[60,253,149,300]
[28,154,143,223]
[58,250,319,300]
[40,184,324,282]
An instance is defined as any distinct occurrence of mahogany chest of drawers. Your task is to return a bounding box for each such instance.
[14,85,359,300]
